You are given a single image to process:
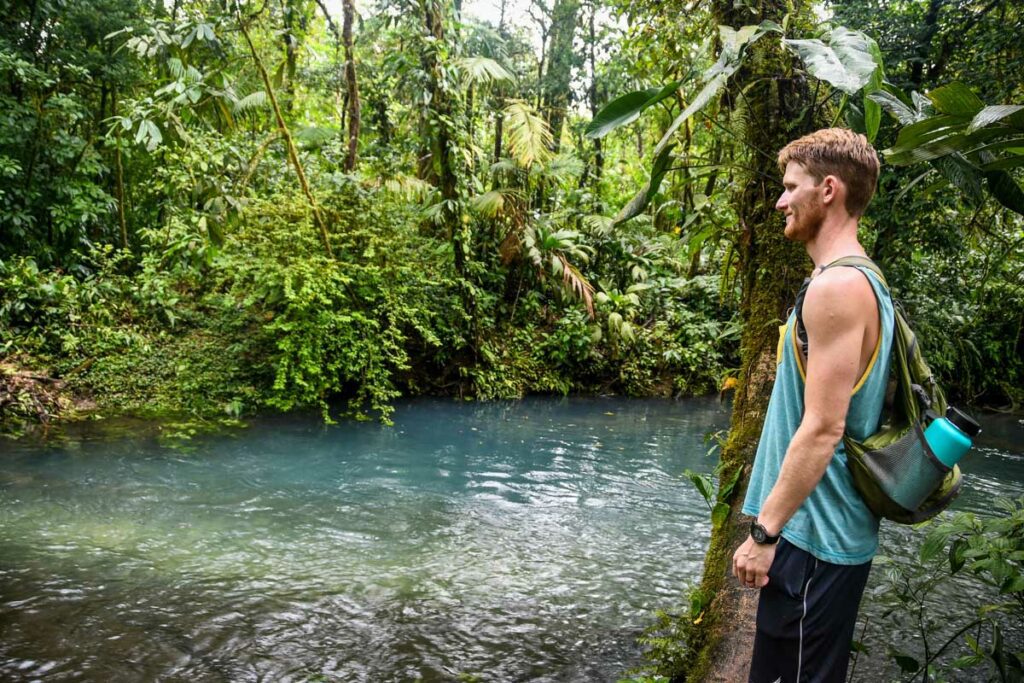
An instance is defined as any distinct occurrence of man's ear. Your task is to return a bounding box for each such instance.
[821,175,842,207]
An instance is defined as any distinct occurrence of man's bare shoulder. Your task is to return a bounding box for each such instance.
[803,266,875,329]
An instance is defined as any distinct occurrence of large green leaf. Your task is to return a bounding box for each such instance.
[985,171,1024,214]
[613,144,676,226]
[884,114,969,165]
[718,23,768,61]
[585,82,679,140]
[785,27,878,95]
[927,82,985,117]
[863,38,884,142]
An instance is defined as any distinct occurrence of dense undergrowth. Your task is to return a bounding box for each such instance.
[0,180,738,430]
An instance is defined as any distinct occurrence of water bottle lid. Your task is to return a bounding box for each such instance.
[946,406,981,438]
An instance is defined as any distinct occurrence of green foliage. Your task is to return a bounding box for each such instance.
[863,497,1024,681]
[0,0,1016,427]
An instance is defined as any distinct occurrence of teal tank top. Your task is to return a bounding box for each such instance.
[741,265,894,565]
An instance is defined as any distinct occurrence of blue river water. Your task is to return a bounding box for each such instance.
[0,397,1021,681]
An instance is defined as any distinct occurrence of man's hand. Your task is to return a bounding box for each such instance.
[733,536,776,589]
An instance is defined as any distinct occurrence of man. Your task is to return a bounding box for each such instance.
[733,128,894,683]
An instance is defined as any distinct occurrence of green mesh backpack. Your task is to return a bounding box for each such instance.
[795,256,962,524]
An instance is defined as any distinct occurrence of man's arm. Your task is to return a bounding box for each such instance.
[733,267,876,588]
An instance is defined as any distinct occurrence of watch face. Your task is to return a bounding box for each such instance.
[751,521,766,543]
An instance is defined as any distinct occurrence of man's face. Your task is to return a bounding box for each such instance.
[776,162,826,242]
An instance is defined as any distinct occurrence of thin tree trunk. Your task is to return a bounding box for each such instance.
[493,112,504,162]
[588,2,602,185]
[112,89,128,249]
[282,0,298,112]
[342,0,360,171]
[235,2,334,259]
[492,0,508,164]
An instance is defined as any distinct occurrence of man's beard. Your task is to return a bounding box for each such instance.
[784,198,826,242]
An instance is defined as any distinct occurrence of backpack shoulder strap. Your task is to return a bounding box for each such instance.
[825,255,889,289]
[795,255,888,359]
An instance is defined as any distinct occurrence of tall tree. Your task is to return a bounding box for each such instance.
[540,0,579,151]
[417,0,473,298]
[672,2,817,680]
[315,0,361,171]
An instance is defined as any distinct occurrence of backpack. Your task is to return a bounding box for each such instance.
[794,255,962,524]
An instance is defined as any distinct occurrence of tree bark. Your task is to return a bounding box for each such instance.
[672,3,815,680]
[342,0,360,171]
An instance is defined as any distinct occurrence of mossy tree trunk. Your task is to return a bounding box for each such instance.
[674,2,817,680]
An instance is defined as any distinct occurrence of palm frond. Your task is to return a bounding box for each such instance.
[235,90,268,113]
[383,174,434,200]
[471,189,507,217]
[490,158,518,175]
[557,254,596,319]
[537,154,585,183]
[582,214,615,236]
[504,101,552,168]
[456,56,515,87]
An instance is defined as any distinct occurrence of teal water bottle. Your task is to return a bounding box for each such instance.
[924,406,981,467]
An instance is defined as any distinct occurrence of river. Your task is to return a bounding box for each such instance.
[0,397,1020,681]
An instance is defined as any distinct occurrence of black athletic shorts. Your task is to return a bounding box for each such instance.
[748,537,872,683]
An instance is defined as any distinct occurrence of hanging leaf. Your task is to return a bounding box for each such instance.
[784,27,878,95]
[613,144,676,226]
[585,82,679,140]
[863,38,885,142]
[983,167,1024,214]
[932,154,985,204]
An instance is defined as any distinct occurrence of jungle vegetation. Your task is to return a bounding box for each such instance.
[0,0,1022,677]
[1,0,1020,431]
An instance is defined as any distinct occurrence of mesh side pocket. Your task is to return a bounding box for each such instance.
[860,422,950,512]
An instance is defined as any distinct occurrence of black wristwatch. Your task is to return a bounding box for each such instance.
[750,519,781,545]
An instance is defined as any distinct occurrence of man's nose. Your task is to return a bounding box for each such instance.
[775,193,788,212]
